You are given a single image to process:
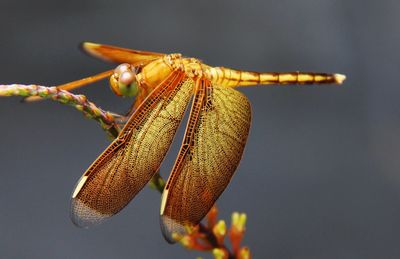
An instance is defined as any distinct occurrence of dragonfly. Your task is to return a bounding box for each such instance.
[38,42,345,243]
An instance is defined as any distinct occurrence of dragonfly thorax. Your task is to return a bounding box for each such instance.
[165,55,205,78]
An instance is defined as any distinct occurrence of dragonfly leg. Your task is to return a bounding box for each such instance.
[24,70,114,102]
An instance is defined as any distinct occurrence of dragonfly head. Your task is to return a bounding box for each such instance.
[109,63,139,97]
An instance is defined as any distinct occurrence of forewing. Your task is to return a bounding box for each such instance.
[81,42,165,66]
[160,78,252,242]
[71,71,194,227]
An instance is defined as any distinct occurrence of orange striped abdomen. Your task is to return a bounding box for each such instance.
[205,66,346,87]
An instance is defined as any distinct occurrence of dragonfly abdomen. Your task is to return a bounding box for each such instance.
[206,67,345,87]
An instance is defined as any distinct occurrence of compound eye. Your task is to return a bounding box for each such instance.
[119,70,135,86]
[114,63,131,75]
[118,70,139,97]
[109,63,139,97]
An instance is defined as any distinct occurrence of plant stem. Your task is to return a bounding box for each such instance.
[0,84,122,138]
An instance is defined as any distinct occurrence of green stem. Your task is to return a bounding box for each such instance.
[149,171,166,193]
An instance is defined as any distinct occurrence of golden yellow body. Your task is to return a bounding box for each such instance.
[139,53,345,90]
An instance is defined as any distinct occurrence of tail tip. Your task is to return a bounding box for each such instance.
[334,74,346,84]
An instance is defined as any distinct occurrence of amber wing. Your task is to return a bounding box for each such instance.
[71,71,193,227]
[160,78,252,242]
[81,42,165,66]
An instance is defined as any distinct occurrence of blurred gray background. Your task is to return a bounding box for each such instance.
[0,0,399,258]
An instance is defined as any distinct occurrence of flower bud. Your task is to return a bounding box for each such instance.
[238,247,251,259]
[212,220,227,245]
[231,212,247,233]
[212,248,228,259]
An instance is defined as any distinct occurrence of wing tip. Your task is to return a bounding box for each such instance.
[160,214,188,244]
[79,42,112,62]
[80,42,100,51]
[70,197,111,228]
